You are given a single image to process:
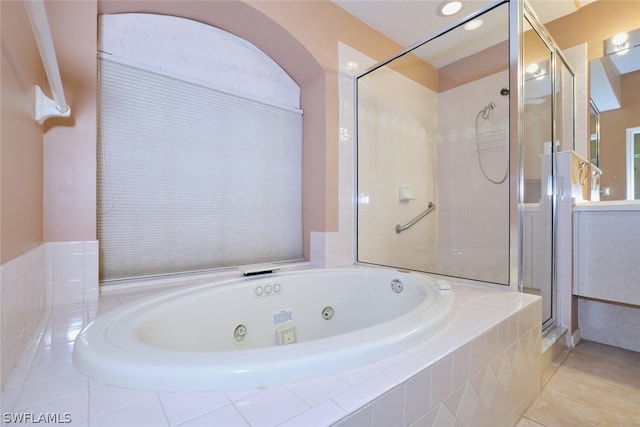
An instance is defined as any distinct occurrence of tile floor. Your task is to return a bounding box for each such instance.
[518,340,640,427]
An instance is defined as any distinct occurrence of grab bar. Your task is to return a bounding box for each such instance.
[395,202,436,234]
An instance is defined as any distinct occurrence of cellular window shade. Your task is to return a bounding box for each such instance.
[98,58,303,282]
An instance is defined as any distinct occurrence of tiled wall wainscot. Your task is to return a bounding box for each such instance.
[0,245,46,389]
[1,241,98,390]
[46,241,99,306]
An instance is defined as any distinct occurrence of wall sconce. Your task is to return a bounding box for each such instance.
[612,33,629,55]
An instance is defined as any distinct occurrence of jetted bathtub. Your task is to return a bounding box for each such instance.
[72,267,455,391]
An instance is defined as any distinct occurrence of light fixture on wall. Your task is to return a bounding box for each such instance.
[611,32,629,55]
[438,1,462,17]
[603,28,640,75]
[605,28,639,57]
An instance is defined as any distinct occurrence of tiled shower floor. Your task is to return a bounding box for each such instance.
[518,340,640,427]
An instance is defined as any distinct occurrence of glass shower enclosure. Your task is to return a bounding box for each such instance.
[355,0,574,332]
[357,2,511,285]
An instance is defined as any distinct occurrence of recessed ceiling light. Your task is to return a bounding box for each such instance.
[464,19,483,31]
[438,1,463,17]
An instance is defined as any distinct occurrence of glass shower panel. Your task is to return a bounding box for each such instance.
[556,56,575,152]
[522,20,554,326]
[357,2,510,285]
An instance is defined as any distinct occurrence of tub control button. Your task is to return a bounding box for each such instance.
[254,284,281,298]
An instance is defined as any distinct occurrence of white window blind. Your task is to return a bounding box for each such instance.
[98,57,303,282]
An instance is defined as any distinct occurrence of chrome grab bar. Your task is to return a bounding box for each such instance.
[395,202,436,234]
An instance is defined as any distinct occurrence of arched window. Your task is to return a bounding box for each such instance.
[98,14,303,282]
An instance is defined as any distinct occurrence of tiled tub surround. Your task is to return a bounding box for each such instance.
[0,241,99,389]
[1,274,540,427]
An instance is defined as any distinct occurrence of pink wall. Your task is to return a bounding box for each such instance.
[43,1,97,243]
[39,0,403,260]
[0,1,45,263]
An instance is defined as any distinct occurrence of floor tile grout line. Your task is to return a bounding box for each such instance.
[534,341,640,427]
[554,359,640,396]
[542,386,640,426]
[521,414,545,426]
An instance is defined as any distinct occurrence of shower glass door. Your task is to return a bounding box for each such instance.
[522,10,556,329]
[356,2,511,286]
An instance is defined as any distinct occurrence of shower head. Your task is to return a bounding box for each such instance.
[480,102,496,119]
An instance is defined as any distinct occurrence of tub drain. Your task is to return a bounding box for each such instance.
[233,324,247,344]
[321,306,334,321]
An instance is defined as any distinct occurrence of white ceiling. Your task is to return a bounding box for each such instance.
[333,0,598,66]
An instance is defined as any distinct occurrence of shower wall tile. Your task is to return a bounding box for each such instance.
[311,43,379,268]
[437,70,510,284]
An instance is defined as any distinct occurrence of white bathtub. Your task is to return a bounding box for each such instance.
[72,267,455,391]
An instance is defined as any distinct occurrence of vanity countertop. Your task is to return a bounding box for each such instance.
[574,200,640,211]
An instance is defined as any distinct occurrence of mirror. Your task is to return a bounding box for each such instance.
[542,1,640,200]
[549,0,640,201]
[356,2,511,285]
[591,27,640,200]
